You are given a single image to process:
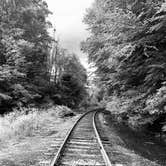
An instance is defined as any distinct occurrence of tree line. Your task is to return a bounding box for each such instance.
[0,0,88,114]
[82,0,166,131]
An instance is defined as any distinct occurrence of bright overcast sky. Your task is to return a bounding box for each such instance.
[46,0,94,68]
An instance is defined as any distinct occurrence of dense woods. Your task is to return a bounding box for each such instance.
[0,0,88,113]
[1,1,166,165]
[3,0,166,136]
[82,0,166,132]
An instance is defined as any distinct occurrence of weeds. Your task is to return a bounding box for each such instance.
[0,106,74,142]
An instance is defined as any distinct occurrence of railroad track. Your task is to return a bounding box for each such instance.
[50,110,112,166]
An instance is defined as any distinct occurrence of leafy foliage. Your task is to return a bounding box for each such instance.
[49,42,88,108]
[83,0,166,130]
[0,0,52,112]
[0,0,88,113]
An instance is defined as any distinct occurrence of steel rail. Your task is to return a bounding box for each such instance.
[50,110,95,166]
[93,111,112,166]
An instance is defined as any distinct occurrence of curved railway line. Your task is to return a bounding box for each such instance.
[49,110,112,166]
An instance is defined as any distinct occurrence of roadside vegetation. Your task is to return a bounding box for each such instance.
[0,105,80,166]
[0,106,75,141]
[82,0,166,138]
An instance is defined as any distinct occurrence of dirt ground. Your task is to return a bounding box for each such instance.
[99,111,166,166]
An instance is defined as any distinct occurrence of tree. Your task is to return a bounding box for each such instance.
[0,0,52,112]
[0,0,88,112]
[82,0,166,128]
[49,46,88,108]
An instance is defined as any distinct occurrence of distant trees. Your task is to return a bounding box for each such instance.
[0,0,88,113]
[82,0,166,129]
[49,41,88,108]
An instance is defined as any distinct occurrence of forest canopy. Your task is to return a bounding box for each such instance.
[82,0,166,129]
[0,0,88,113]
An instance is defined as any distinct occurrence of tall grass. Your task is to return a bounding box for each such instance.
[0,106,73,141]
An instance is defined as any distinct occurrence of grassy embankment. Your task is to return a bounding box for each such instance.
[0,105,80,166]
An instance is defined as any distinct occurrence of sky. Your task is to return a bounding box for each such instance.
[46,0,94,68]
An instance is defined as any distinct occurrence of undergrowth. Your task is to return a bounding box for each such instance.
[0,105,74,142]
[106,85,166,131]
